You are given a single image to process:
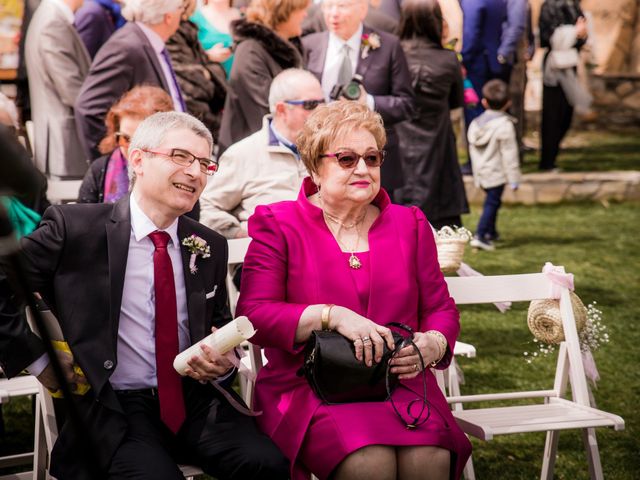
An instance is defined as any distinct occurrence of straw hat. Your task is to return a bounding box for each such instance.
[527,292,587,344]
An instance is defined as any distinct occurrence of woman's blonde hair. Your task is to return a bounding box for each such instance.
[246,0,310,30]
[297,101,386,176]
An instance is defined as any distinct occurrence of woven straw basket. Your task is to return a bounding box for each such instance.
[436,238,467,273]
[527,292,587,344]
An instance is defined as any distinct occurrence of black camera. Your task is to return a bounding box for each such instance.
[329,74,364,101]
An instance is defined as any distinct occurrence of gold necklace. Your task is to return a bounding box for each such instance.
[322,209,366,269]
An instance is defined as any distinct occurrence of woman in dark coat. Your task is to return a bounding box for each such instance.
[167,0,228,142]
[538,0,588,171]
[217,0,309,152]
[395,0,469,230]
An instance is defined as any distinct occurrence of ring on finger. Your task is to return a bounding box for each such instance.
[414,363,419,372]
[362,336,371,343]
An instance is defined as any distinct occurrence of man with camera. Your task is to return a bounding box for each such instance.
[302,0,414,196]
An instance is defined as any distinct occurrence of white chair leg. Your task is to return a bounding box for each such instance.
[462,453,476,480]
[541,430,559,480]
[32,395,47,480]
[582,427,604,480]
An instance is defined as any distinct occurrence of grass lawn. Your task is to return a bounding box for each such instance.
[457,201,640,479]
[458,128,640,173]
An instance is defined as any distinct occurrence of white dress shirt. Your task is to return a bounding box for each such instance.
[321,24,375,109]
[108,194,191,389]
[136,22,185,113]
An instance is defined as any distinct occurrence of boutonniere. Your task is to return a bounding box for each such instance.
[182,234,211,274]
[361,32,381,59]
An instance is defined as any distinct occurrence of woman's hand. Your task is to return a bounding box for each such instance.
[184,327,234,383]
[330,306,396,367]
[575,17,588,40]
[389,332,442,380]
[206,43,232,63]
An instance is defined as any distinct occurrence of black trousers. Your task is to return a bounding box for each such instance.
[107,382,289,480]
[540,83,574,170]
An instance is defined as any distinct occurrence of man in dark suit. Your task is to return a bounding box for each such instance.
[75,0,187,161]
[0,112,288,480]
[302,0,413,195]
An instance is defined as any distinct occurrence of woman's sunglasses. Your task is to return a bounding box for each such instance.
[320,149,385,169]
[284,99,326,111]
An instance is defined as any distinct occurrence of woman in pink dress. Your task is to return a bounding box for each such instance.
[237,101,471,480]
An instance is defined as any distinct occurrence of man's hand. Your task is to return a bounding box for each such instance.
[184,327,234,383]
[357,85,369,105]
[36,350,87,392]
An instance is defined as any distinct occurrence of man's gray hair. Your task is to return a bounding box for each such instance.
[121,0,182,25]
[268,69,322,113]
[128,111,213,185]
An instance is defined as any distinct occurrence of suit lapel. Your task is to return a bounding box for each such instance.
[132,23,171,91]
[307,32,330,80]
[177,219,206,344]
[355,26,375,79]
[106,196,131,348]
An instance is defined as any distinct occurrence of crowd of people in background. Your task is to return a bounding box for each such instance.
[5,0,592,249]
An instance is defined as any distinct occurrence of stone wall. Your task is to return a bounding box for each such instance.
[589,74,640,126]
[464,171,640,205]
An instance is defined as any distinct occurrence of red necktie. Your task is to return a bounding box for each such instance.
[148,231,186,433]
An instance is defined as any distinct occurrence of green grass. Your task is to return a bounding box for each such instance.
[457,201,640,479]
[458,128,640,173]
[2,202,639,478]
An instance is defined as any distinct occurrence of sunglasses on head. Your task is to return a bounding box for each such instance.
[284,99,326,111]
[320,149,385,169]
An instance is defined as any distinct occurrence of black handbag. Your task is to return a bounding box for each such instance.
[298,322,430,428]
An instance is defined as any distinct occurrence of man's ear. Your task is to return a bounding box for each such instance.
[481,98,489,110]
[274,101,287,117]
[129,148,145,178]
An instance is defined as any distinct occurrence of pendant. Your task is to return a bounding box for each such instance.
[349,253,362,269]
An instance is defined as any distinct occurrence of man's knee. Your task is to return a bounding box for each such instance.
[239,442,289,479]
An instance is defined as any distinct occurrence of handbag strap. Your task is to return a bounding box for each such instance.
[385,326,430,429]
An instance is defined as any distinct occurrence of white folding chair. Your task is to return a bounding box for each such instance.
[225,237,252,318]
[0,375,40,480]
[442,271,625,480]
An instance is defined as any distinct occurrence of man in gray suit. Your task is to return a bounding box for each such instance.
[25,0,91,179]
[75,0,186,160]
[302,0,413,194]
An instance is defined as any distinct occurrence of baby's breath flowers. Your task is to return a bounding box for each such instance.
[524,301,609,364]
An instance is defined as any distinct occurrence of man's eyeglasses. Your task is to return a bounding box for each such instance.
[115,132,131,145]
[141,148,219,176]
[320,149,385,169]
[284,99,326,111]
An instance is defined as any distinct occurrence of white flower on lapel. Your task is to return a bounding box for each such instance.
[360,32,381,59]
[181,234,211,274]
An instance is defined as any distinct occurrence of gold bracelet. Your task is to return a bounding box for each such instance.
[321,304,335,331]
[425,330,447,367]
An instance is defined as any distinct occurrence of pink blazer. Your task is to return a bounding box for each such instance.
[237,179,465,478]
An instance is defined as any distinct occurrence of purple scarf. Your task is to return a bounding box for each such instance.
[103,148,129,203]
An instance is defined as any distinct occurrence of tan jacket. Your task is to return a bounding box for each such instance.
[199,116,307,238]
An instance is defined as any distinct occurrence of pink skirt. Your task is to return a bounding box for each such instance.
[297,384,472,479]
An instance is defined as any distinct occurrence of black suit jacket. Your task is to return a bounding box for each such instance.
[303,26,414,191]
[5,196,229,479]
[75,23,172,160]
